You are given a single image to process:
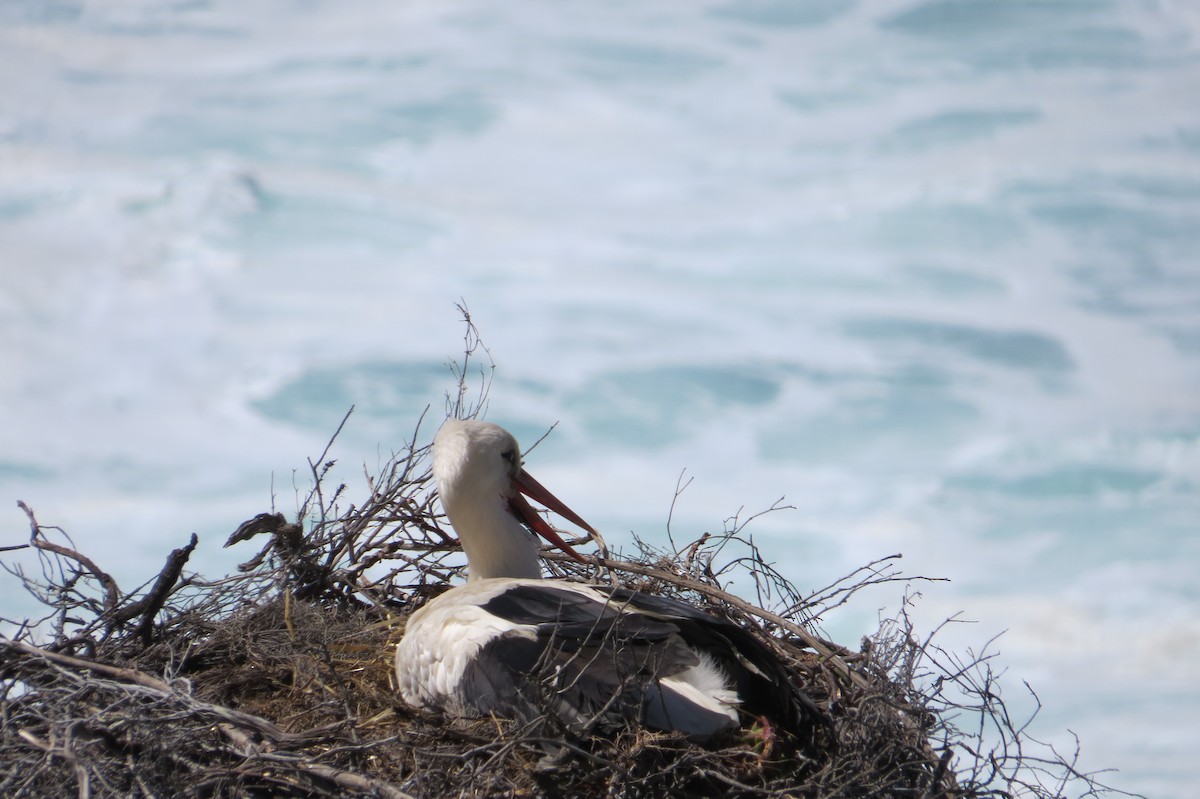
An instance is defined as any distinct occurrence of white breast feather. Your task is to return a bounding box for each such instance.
[396,580,541,710]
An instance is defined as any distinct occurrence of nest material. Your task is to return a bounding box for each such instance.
[0,434,1112,799]
[0,331,1116,798]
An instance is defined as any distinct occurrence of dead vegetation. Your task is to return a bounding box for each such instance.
[1,321,1124,798]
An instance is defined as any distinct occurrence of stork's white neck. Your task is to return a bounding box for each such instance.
[440,485,543,581]
[433,420,544,581]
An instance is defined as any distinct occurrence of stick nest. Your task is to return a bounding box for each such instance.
[0,338,1119,798]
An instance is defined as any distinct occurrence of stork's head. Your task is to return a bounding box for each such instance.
[432,419,593,577]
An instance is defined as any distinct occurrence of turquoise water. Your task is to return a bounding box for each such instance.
[1,2,1197,795]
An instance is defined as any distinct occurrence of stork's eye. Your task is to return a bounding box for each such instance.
[500,449,516,464]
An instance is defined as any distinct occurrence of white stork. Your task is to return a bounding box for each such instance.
[395,419,808,740]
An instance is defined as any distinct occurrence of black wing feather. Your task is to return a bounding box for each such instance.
[470,584,701,733]
[462,582,822,740]
[597,586,826,735]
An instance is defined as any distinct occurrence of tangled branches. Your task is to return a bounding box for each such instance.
[0,321,1124,798]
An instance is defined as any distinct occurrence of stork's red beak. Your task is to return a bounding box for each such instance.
[507,469,593,564]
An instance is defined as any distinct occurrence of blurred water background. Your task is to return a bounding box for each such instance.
[2,2,1198,795]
